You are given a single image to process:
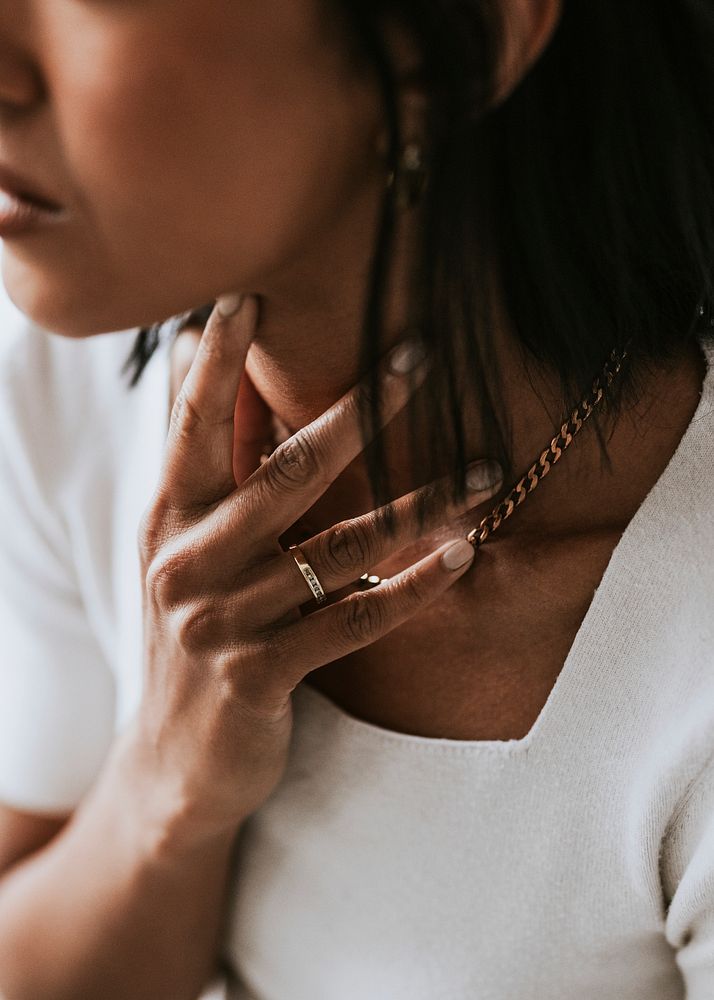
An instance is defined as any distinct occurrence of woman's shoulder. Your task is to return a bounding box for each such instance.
[631,335,714,652]
[631,333,714,564]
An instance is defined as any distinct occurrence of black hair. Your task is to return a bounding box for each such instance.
[122,0,714,522]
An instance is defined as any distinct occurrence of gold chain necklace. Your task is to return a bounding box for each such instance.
[466,346,628,548]
[262,345,629,588]
[356,344,629,588]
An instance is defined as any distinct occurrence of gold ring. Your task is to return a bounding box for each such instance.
[288,544,328,606]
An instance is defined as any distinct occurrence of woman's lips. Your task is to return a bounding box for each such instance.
[0,162,67,237]
[0,187,66,238]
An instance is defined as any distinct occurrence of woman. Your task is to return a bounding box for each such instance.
[0,1,712,998]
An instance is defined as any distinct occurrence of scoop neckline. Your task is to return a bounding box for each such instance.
[291,335,714,754]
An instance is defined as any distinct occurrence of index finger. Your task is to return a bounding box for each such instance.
[158,294,259,512]
[245,337,430,539]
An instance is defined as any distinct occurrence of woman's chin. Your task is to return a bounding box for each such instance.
[2,290,128,338]
[1,263,183,338]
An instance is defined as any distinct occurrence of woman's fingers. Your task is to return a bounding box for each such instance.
[163,317,271,493]
[233,370,274,485]
[271,538,479,693]
[158,294,259,513]
[168,326,203,418]
[243,337,430,538]
[247,459,503,623]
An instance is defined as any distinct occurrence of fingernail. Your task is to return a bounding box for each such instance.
[466,460,503,493]
[388,337,428,376]
[216,292,244,319]
[441,539,475,572]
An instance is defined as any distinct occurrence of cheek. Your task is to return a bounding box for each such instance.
[5,4,383,336]
[53,18,382,295]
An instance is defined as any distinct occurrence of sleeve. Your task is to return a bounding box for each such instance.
[663,746,714,998]
[0,340,117,816]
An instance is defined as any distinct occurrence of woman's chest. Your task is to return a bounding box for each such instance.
[304,528,623,741]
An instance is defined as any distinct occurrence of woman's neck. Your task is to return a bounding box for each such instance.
[237,173,706,550]
[243,286,706,552]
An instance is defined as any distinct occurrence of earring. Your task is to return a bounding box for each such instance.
[387,141,428,210]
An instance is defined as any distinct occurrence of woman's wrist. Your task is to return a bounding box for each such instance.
[98,720,244,866]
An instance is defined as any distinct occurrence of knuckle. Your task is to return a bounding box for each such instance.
[263,429,324,492]
[137,507,160,560]
[137,498,174,559]
[144,549,195,607]
[418,480,443,515]
[339,592,387,645]
[353,375,380,415]
[225,639,289,713]
[169,386,203,437]
[172,601,221,652]
[325,519,375,574]
[407,482,443,537]
[398,566,430,606]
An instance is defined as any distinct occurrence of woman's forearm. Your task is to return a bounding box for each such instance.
[0,727,240,1000]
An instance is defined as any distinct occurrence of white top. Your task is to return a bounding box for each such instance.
[1,295,714,1000]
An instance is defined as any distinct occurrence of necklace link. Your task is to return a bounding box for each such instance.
[464,346,628,551]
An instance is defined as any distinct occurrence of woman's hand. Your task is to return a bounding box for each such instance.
[132,295,502,845]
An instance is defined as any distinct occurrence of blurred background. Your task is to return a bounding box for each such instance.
[0,250,26,332]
